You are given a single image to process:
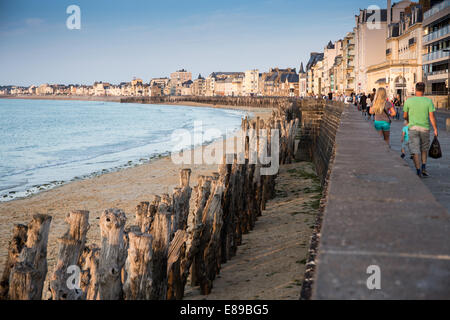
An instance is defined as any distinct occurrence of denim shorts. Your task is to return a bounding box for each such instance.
[374,120,390,132]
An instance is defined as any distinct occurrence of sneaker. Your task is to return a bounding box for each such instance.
[421,169,430,178]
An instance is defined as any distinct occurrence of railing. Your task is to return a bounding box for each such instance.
[426,69,448,76]
[423,48,450,62]
[423,24,450,43]
[424,0,450,20]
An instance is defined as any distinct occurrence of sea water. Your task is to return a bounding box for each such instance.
[0,99,247,201]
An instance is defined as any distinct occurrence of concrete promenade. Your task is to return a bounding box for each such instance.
[389,110,450,213]
[312,107,450,299]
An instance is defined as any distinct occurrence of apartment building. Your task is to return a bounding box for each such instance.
[299,63,307,97]
[306,52,324,95]
[259,68,298,96]
[192,74,207,96]
[367,1,423,100]
[354,7,389,93]
[205,72,244,96]
[422,0,450,95]
[243,69,260,96]
[343,31,356,94]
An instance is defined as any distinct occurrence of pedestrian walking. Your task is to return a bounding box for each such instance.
[360,92,367,117]
[393,94,402,121]
[369,87,397,145]
[366,94,373,120]
[401,119,409,159]
[403,82,439,177]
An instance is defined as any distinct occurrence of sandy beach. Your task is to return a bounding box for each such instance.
[0,100,272,298]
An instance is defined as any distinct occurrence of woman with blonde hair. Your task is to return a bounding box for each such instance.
[369,87,397,144]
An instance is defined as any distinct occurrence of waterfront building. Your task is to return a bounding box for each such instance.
[259,68,298,96]
[333,54,345,95]
[150,83,163,97]
[36,83,54,95]
[343,31,356,94]
[243,69,260,96]
[150,77,170,92]
[422,0,450,100]
[192,74,207,96]
[170,69,192,85]
[306,53,324,95]
[130,78,144,96]
[323,41,339,94]
[312,59,324,96]
[205,72,244,96]
[368,1,423,101]
[180,80,193,96]
[354,6,389,93]
[170,69,192,96]
[299,63,307,97]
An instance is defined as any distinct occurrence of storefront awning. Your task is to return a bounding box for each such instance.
[375,78,387,84]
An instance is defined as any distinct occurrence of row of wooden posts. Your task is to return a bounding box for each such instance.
[0,104,300,300]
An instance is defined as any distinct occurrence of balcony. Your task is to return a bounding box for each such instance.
[423,0,450,20]
[423,24,450,44]
[423,48,450,62]
[426,69,449,81]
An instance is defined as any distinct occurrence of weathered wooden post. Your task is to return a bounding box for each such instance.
[49,210,89,300]
[79,244,100,300]
[189,176,212,286]
[135,202,149,232]
[200,184,225,295]
[141,195,161,234]
[172,169,192,232]
[150,198,172,299]
[219,154,233,264]
[166,229,187,300]
[0,224,28,300]
[123,232,154,300]
[8,214,52,300]
[97,208,127,300]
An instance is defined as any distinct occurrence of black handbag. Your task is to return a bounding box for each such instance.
[429,136,442,159]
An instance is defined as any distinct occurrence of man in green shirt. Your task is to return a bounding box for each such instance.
[403,82,438,177]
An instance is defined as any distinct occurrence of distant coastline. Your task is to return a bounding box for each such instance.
[0,94,272,115]
[0,94,122,102]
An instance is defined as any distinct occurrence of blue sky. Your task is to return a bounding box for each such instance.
[0,0,389,86]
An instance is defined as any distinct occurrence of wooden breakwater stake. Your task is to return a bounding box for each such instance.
[0,224,28,300]
[123,231,154,300]
[8,214,52,300]
[97,208,127,300]
[49,210,89,300]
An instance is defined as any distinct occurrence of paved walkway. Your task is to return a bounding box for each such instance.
[388,110,450,213]
[312,108,450,299]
